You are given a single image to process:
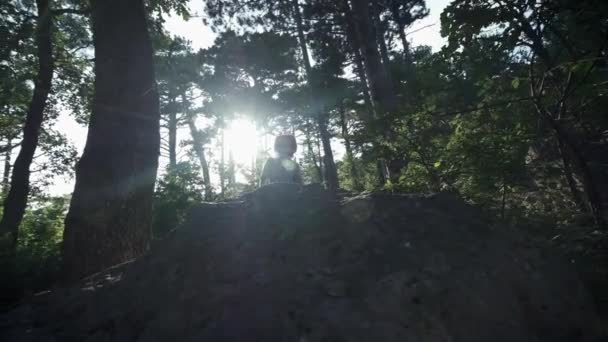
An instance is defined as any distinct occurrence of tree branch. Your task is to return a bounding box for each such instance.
[433,96,534,118]
[52,8,89,16]
[0,141,22,154]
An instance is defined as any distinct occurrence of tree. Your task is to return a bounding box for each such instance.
[62,0,160,279]
[0,0,55,259]
[388,0,428,60]
[291,0,339,190]
[186,116,213,201]
[348,0,397,115]
[155,36,195,168]
[442,0,608,227]
[152,162,203,238]
[339,102,362,190]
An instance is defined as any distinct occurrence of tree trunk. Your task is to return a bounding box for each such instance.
[353,46,376,119]
[187,116,212,201]
[343,2,388,186]
[390,0,411,61]
[2,139,12,194]
[62,0,160,280]
[293,0,339,190]
[526,22,603,226]
[168,99,177,168]
[0,0,54,258]
[317,113,339,191]
[376,160,387,187]
[343,4,376,119]
[561,135,604,227]
[228,151,236,186]
[316,130,324,182]
[546,115,605,228]
[348,0,397,115]
[219,128,225,198]
[292,0,313,78]
[305,123,322,182]
[339,107,362,190]
[370,0,391,70]
[557,136,587,213]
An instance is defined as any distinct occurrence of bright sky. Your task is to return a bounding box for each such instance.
[46,0,451,195]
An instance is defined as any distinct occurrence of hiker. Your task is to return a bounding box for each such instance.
[260,135,303,186]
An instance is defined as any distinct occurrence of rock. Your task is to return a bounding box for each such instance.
[0,185,601,341]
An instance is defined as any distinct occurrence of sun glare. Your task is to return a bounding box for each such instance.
[224,118,259,166]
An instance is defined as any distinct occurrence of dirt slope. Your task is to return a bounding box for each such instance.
[0,184,601,341]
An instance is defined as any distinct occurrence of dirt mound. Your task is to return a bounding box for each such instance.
[0,184,601,341]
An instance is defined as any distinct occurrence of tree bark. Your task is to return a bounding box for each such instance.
[219,128,225,198]
[316,130,324,182]
[2,139,12,194]
[339,106,362,190]
[556,136,587,213]
[187,116,212,201]
[531,65,605,227]
[292,0,339,190]
[317,112,339,191]
[292,0,313,78]
[0,0,54,258]
[342,2,389,186]
[168,98,177,168]
[348,0,397,115]
[370,0,391,70]
[62,0,160,280]
[541,110,605,228]
[353,46,376,119]
[390,0,411,61]
[524,8,604,226]
[228,151,236,186]
[304,122,322,182]
[557,130,604,227]
[343,4,376,119]
[376,160,387,186]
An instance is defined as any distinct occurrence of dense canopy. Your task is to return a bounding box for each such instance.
[0,0,606,336]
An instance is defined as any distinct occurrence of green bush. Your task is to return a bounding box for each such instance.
[152,162,204,238]
[0,196,67,304]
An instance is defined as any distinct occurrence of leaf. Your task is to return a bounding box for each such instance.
[511,77,520,89]
[434,161,442,168]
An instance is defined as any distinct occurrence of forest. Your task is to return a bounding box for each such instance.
[0,0,607,335]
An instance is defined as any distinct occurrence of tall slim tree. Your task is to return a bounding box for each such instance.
[339,104,362,190]
[0,0,54,258]
[219,127,226,198]
[304,120,323,182]
[388,0,428,60]
[292,0,339,190]
[187,116,213,201]
[167,97,178,168]
[2,140,12,193]
[62,0,160,279]
[390,0,410,59]
[370,0,391,73]
[348,0,397,114]
[343,11,375,119]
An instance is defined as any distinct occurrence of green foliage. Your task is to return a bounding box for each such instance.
[0,196,67,299]
[199,30,299,124]
[3,0,608,303]
[152,162,204,238]
[15,196,66,282]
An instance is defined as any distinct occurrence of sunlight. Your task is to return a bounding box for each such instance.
[224,118,259,166]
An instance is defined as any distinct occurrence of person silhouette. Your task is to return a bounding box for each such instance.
[259,135,302,186]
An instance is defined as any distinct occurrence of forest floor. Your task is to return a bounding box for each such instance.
[0,184,605,341]
[525,219,608,319]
